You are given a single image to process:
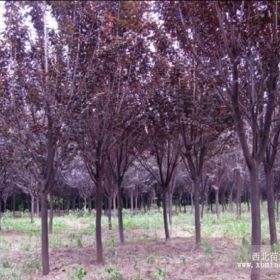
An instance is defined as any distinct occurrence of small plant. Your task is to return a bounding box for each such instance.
[237,236,251,262]
[105,266,124,280]
[272,243,280,253]
[20,242,31,251]
[180,256,187,265]
[107,238,116,247]
[154,267,166,280]
[2,259,11,268]
[69,233,83,248]
[23,256,42,273]
[76,236,83,248]
[75,266,87,280]
[147,254,160,265]
[201,242,213,255]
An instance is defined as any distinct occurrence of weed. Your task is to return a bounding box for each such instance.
[75,266,87,280]
[154,267,166,280]
[105,266,124,280]
[201,242,214,255]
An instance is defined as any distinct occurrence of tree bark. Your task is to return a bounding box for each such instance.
[277,192,279,220]
[95,185,104,264]
[12,194,16,217]
[190,192,194,214]
[36,197,40,217]
[41,192,49,275]
[249,166,261,280]
[49,195,53,234]
[88,198,92,214]
[130,192,134,214]
[162,190,170,240]
[135,195,138,212]
[31,195,34,223]
[0,200,2,231]
[117,182,125,244]
[215,189,219,218]
[265,170,277,246]
[168,191,173,227]
[108,197,112,230]
[113,194,116,215]
[194,178,201,244]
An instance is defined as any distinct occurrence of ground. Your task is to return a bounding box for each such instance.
[0,205,280,280]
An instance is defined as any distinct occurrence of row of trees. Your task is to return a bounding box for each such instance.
[0,2,279,280]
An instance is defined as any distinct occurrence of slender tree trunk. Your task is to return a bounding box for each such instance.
[0,200,2,231]
[117,182,125,244]
[135,195,138,212]
[221,191,225,212]
[41,192,49,275]
[31,195,34,223]
[36,197,40,217]
[66,199,70,214]
[168,191,172,227]
[265,170,277,246]
[277,192,279,220]
[247,191,250,212]
[162,190,170,240]
[190,192,194,214]
[4,200,6,212]
[201,198,204,219]
[194,178,201,244]
[88,198,92,214]
[84,198,87,212]
[12,194,16,217]
[215,189,219,218]
[130,192,134,214]
[113,194,116,215]
[108,196,112,230]
[229,189,234,212]
[49,195,53,234]
[95,185,104,264]
[249,166,261,280]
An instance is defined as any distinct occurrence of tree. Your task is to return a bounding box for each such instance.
[1,1,75,274]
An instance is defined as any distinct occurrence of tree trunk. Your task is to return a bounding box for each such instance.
[135,195,138,212]
[41,192,49,275]
[117,182,125,244]
[162,190,170,240]
[277,192,279,220]
[0,200,2,231]
[215,189,219,218]
[113,194,116,215]
[4,200,7,212]
[108,196,112,230]
[221,191,225,212]
[265,170,277,246]
[12,194,16,217]
[190,192,194,214]
[88,198,92,214]
[229,189,234,212]
[201,198,204,219]
[49,195,53,234]
[168,191,172,227]
[130,192,134,214]
[31,195,34,223]
[95,186,104,264]
[66,199,70,214]
[194,178,201,244]
[36,197,40,217]
[84,198,87,212]
[249,166,261,280]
